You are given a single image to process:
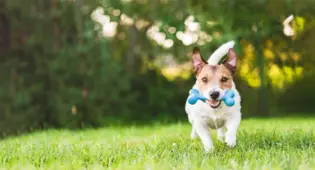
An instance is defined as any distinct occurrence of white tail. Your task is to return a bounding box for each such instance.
[207,41,235,65]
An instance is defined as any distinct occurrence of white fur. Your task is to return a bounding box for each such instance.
[207,41,235,65]
[185,41,242,152]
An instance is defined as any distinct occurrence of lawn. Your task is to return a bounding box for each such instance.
[0,117,314,170]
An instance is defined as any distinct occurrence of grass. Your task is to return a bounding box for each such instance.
[0,117,315,170]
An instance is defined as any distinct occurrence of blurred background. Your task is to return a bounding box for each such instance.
[1,0,315,135]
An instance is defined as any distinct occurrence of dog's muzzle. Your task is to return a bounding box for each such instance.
[208,91,221,108]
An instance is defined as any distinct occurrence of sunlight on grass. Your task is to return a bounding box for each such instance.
[0,117,314,169]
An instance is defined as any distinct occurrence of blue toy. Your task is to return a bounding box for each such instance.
[220,90,235,107]
[187,89,208,104]
[188,89,235,107]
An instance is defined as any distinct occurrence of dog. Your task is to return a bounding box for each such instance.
[185,41,242,152]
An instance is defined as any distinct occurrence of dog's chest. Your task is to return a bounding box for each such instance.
[186,100,233,129]
[196,103,230,129]
[207,117,225,129]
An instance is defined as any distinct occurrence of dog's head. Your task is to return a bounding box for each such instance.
[191,47,237,108]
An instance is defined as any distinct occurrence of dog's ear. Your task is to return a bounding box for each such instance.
[223,48,237,75]
[191,47,207,75]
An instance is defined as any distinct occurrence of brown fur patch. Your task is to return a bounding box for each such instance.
[196,64,233,92]
[210,65,217,72]
[191,47,237,94]
[223,49,237,74]
[191,47,208,75]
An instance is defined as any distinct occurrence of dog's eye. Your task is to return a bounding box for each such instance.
[202,77,208,83]
[221,77,229,83]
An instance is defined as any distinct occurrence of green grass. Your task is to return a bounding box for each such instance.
[0,117,315,170]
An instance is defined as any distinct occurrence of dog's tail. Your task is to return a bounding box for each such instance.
[207,41,235,65]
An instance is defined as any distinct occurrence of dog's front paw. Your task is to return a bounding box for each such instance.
[203,142,215,153]
[204,146,215,153]
[190,131,198,139]
[225,136,236,147]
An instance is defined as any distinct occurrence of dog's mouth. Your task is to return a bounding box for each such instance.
[207,99,221,109]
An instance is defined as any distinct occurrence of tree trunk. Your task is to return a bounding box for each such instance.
[0,0,10,58]
[126,25,138,75]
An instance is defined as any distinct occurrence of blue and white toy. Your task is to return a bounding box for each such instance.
[188,89,235,107]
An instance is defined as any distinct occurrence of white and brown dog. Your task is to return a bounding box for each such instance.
[185,41,242,152]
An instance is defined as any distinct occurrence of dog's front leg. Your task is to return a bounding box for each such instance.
[225,114,241,147]
[194,118,214,152]
[190,126,198,139]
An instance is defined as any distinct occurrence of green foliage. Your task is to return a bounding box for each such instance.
[1,0,136,132]
[1,0,315,134]
[0,118,315,169]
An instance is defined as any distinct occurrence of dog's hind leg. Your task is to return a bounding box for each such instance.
[217,128,225,142]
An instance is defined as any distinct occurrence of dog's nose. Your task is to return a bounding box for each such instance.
[210,91,220,100]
